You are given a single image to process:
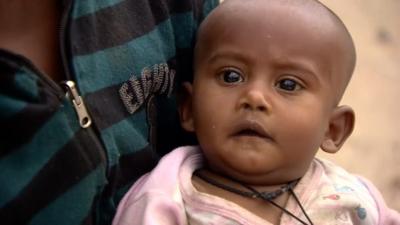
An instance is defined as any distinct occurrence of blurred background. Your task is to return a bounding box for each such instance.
[317,0,400,211]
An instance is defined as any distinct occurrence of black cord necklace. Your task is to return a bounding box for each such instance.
[194,171,297,201]
[194,170,314,225]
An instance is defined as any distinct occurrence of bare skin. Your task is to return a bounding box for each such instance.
[0,0,64,82]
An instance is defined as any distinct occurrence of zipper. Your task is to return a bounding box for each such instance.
[62,81,92,128]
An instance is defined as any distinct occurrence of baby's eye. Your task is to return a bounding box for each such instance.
[220,70,244,84]
[276,78,302,91]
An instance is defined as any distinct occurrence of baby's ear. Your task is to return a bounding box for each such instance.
[178,82,195,132]
[321,105,355,153]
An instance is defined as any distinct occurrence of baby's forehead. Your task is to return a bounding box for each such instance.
[200,1,347,53]
[197,0,352,64]
[195,0,356,101]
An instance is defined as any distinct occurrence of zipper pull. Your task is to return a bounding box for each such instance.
[62,81,92,128]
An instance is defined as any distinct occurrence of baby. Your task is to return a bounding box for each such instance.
[113,0,400,224]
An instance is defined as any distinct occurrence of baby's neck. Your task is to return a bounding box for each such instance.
[191,169,293,224]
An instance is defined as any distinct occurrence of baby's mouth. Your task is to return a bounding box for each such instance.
[232,120,273,141]
[236,129,266,138]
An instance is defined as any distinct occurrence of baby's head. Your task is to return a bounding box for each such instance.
[180,0,356,185]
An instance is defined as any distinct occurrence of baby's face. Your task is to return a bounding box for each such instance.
[184,0,353,185]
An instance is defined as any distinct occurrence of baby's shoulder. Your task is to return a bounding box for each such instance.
[305,158,380,224]
[314,157,371,192]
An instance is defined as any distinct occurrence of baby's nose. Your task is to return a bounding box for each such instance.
[240,88,270,112]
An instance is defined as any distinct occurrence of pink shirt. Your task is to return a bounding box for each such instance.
[112,146,400,225]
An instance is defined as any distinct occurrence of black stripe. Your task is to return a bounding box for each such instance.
[0,128,106,225]
[0,93,60,156]
[101,145,158,199]
[118,145,159,184]
[85,84,129,130]
[70,0,198,55]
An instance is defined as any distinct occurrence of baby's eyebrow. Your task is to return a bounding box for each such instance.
[206,49,250,64]
[272,58,322,83]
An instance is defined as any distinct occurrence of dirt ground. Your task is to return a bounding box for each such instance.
[317,0,400,211]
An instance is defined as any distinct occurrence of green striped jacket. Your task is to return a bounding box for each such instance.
[0,0,218,224]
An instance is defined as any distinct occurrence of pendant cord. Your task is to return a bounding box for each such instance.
[290,189,314,225]
[194,170,314,225]
[244,184,313,225]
